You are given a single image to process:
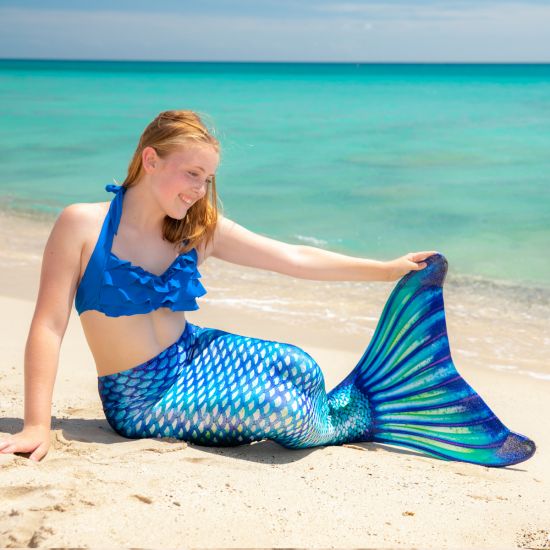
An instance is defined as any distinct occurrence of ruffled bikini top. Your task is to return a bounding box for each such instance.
[75,184,207,317]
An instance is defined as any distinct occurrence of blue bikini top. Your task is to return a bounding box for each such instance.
[75,184,207,317]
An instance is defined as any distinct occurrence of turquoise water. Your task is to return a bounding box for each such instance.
[1,60,549,288]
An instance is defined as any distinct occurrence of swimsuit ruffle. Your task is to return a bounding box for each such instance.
[99,252,207,317]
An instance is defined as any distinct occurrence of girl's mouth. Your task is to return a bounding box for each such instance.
[179,194,193,206]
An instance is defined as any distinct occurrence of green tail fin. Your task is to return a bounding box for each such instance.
[340,253,536,467]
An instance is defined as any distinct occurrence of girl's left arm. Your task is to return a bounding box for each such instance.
[208,215,389,282]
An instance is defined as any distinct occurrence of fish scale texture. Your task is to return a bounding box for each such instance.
[98,253,536,467]
[98,324,371,448]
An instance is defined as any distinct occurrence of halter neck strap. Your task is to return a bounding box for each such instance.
[105,183,124,195]
[104,183,125,237]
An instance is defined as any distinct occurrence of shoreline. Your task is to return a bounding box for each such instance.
[1,203,549,295]
[2,207,549,385]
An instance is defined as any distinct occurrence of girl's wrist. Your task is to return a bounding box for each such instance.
[23,423,51,432]
[363,259,390,282]
[379,261,392,282]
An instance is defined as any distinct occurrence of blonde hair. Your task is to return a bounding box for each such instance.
[122,110,221,254]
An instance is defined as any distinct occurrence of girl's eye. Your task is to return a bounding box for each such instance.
[189,171,213,185]
[187,172,214,185]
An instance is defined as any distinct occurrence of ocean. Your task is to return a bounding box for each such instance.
[1,60,549,287]
[0,60,549,380]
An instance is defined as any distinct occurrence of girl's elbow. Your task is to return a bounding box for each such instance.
[286,245,313,278]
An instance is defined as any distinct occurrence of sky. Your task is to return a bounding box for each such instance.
[0,0,549,62]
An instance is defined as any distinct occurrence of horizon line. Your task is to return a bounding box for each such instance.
[1,58,550,65]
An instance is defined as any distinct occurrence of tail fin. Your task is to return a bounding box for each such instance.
[343,253,536,467]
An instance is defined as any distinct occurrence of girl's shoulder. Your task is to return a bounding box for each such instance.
[52,201,110,258]
[59,200,108,234]
[61,197,108,214]
[53,201,114,290]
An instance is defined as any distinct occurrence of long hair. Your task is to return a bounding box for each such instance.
[121,110,221,254]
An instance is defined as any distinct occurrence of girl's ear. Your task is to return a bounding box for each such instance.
[142,146,158,174]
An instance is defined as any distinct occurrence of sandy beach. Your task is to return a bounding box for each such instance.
[1,211,549,549]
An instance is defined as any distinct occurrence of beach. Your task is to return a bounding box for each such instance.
[1,210,549,549]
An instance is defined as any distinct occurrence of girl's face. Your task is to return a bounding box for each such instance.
[146,144,219,219]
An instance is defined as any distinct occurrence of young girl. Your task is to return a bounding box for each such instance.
[0,110,535,466]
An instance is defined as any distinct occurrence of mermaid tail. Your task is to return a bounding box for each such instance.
[327,252,536,467]
[98,253,536,467]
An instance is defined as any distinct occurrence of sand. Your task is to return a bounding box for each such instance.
[1,212,549,549]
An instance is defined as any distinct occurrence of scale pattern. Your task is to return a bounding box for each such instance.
[98,253,536,467]
[98,323,370,448]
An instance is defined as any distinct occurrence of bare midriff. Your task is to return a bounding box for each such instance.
[81,308,188,378]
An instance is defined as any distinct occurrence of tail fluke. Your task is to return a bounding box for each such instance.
[340,252,536,467]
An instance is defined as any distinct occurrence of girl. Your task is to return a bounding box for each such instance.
[0,110,535,466]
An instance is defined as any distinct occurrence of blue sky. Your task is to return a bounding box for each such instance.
[0,0,549,62]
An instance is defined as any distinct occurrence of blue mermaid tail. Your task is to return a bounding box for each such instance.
[328,252,536,466]
[98,253,536,467]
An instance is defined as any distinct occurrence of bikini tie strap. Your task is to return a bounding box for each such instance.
[104,184,125,235]
[105,183,125,195]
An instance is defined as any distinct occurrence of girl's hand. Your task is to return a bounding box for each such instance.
[384,251,439,282]
[0,425,51,462]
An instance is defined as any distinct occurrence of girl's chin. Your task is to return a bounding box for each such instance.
[165,199,191,220]
[165,207,189,221]
[173,213,188,221]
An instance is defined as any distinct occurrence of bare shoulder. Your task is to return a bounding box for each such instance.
[54,201,108,242]
[59,201,106,222]
[51,201,110,274]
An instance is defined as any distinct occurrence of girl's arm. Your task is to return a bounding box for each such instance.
[0,204,86,462]
[209,216,437,282]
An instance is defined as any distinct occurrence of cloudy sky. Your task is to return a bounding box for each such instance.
[0,0,549,62]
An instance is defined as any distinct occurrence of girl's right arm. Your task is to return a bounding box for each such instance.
[0,204,88,462]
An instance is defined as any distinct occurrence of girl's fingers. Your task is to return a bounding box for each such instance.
[30,444,46,462]
[412,251,438,261]
[418,251,437,258]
